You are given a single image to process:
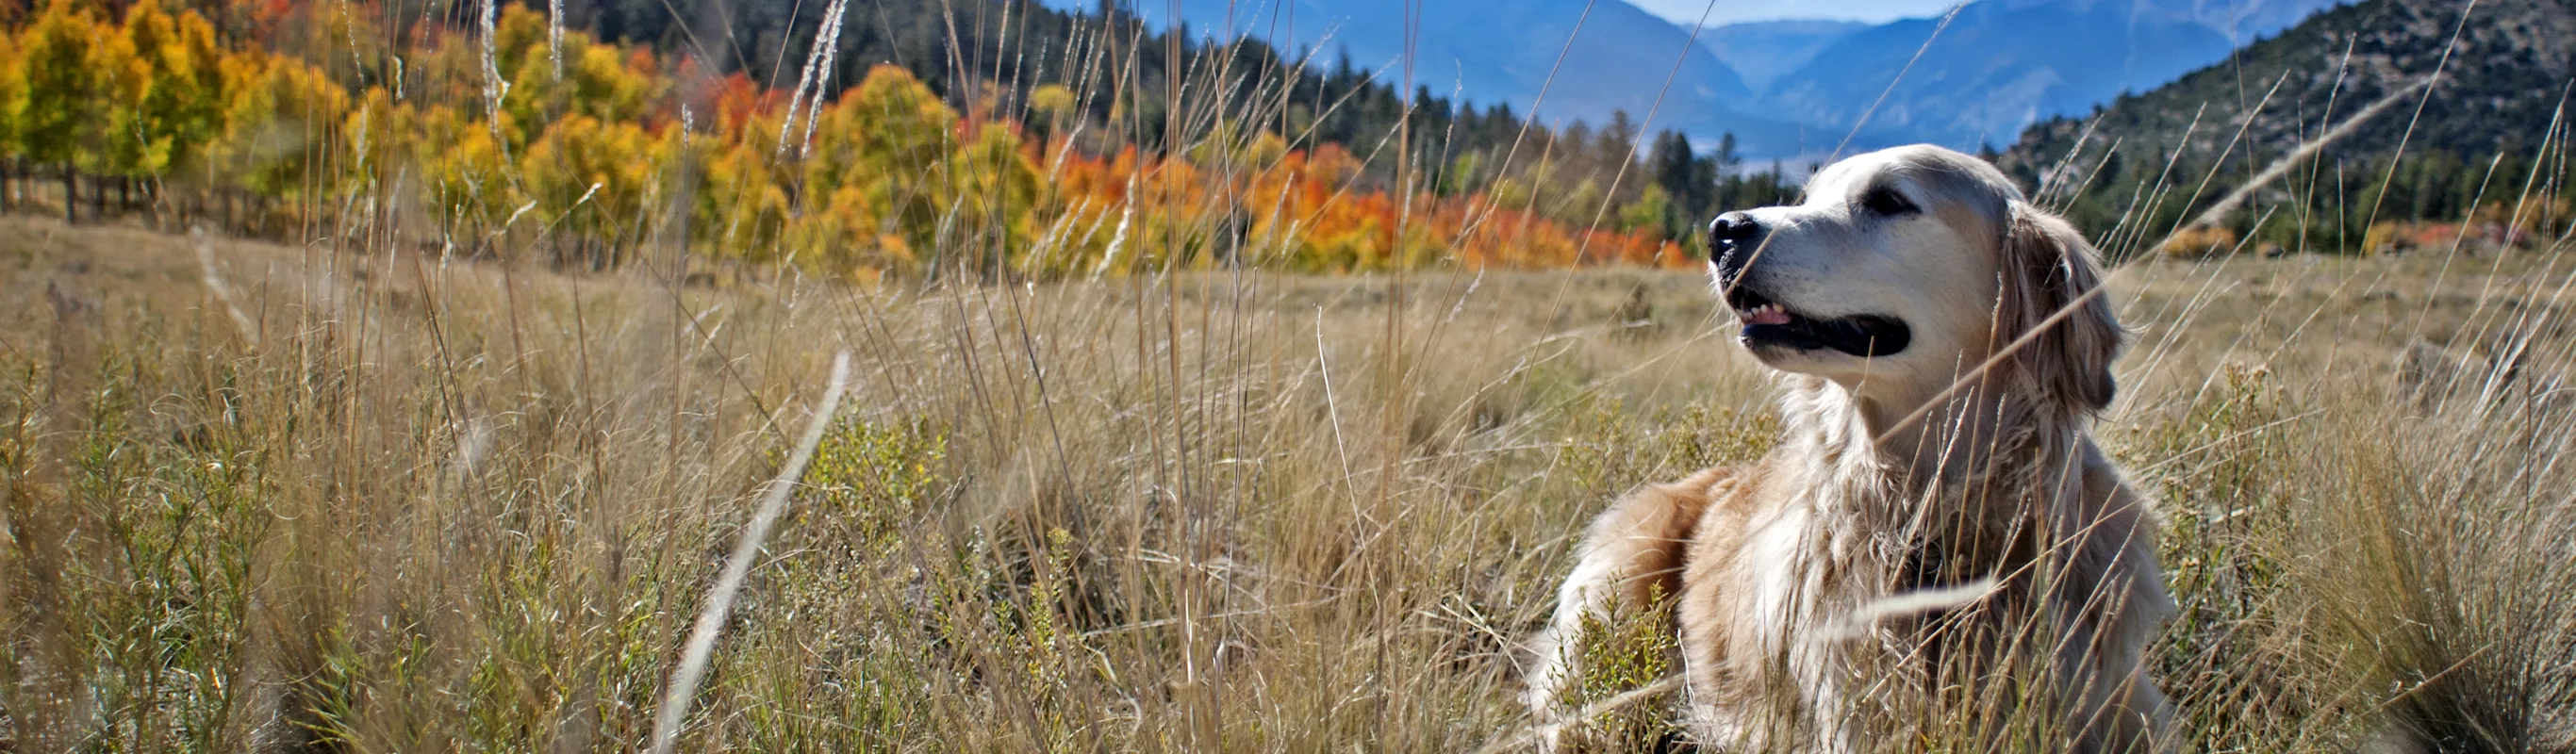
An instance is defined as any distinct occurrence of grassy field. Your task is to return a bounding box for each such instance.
[2,214,2572,751]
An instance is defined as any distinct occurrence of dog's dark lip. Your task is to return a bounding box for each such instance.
[1725,285,1913,358]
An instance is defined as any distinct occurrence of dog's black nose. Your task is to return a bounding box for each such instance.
[1709,212,1759,248]
[1709,211,1761,279]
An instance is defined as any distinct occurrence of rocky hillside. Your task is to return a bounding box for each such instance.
[2001,0,2576,254]
[2008,0,2575,173]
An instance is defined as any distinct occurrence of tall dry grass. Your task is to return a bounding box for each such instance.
[3,1,2575,749]
[0,217,1761,749]
[1,200,2573,749]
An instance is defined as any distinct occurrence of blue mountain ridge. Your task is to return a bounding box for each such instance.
[1039,0,1852,157]
[1043,0,2350,158]
[1752,0,2349,150]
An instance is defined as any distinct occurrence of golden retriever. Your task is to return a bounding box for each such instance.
[1526,144,2174,751]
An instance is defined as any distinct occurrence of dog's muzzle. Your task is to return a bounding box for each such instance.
[1709,211,1762,288]
[1708,211,1912,359]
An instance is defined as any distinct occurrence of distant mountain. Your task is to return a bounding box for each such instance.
[1033,0,2357,161]
[1751,0,2351,152]
[1691,20,1868,94]
[2153,0,2363,40]
[1042,0,1843,157]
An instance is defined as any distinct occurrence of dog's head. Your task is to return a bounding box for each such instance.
[1709,144,2123,413]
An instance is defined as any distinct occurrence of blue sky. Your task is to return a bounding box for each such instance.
[1625,0,1962,25]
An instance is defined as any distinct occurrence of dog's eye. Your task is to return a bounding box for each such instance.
[1862,188,1918,216]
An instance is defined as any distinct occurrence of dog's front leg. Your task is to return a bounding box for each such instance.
[2053,593,2173,753]
[2052,484,2179,753]
[1525,468,1728,728]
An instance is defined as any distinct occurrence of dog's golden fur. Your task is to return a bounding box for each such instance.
[1527,145,2174,751]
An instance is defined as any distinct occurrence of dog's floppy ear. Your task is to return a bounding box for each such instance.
[2000,202,2125,413]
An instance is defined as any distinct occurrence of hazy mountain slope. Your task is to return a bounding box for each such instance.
[1691,20,1868,94]
[1758,0,2350,151]
[1043,0,1859,156]
[2177,0,2372,38]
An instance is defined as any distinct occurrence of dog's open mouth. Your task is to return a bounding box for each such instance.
[1726,287,1911,357]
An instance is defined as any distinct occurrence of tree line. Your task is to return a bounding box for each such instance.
[0,0,1799,276]
[2005,139,2573,260]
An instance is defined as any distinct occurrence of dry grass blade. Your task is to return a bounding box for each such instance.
[2184,76,2435,231]
[648,350,855,754]
[190,225,255,343]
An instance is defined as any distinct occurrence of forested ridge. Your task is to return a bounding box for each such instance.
[3,0,1803,276]
[2001,0,2576,258]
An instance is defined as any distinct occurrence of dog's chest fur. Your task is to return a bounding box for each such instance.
[1673,391,2063,746]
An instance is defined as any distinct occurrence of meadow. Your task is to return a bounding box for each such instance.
[2,205,2572,750]
[1,0,2573,749]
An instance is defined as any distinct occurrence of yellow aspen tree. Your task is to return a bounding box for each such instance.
[146,3,229,186]
[412,101,520,254]
[20,0,98,221]
[214,54,349,235]
[837,65,958,268]
[0,30,26,211]
[523,112,665,268]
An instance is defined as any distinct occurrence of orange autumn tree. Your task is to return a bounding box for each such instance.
[692,73,793,265]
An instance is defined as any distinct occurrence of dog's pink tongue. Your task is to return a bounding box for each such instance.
[1747,308,1793,325]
